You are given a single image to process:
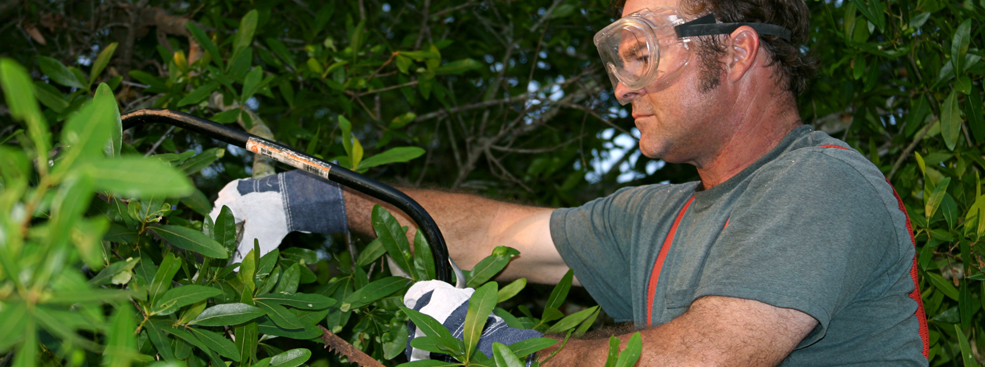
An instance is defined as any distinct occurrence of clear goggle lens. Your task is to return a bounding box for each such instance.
[593,8,691,105]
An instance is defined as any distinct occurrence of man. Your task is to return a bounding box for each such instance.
[214,0,929,364]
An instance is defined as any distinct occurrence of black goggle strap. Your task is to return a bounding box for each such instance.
[674,13,792,42]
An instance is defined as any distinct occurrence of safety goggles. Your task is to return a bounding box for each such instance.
[593,7,792,105]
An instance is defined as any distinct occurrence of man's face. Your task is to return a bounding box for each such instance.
[617,0,730,165]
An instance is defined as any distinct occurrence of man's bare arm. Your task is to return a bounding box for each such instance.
[543,296,818,367]
[343,187,570,284]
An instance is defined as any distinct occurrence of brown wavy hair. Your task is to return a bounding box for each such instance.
[614,0,818,95]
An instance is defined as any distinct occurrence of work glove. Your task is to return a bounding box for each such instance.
[209,170,347,264]
[403,280,543,364]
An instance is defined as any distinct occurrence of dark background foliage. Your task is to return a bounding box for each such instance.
[0,0,983,365]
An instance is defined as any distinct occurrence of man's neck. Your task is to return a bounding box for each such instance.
[695,92,802,189]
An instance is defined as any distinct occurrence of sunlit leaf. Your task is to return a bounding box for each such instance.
[189,303,266,326]
[151,225,228,259]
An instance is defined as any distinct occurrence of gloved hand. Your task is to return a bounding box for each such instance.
[403,280,543,363]
[209,170,347,263]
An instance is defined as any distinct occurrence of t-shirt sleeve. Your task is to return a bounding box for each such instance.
[693,153,895,347]
[550,185,684,322]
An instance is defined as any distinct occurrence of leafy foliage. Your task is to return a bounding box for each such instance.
[0,0,983,365]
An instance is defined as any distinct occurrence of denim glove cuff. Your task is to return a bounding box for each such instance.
[281,170,347,234]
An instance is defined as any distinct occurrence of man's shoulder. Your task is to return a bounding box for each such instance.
[763,130,887,188]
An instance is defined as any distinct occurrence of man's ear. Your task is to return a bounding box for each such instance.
[726,25,761,83]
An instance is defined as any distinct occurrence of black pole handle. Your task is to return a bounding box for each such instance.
[121,109,454,284]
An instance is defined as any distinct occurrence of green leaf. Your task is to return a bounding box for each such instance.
[38,56,84,89]
[269,348,311,367]
[925,177,951,219]
[153,285,223,316]
[349,19,366,55]
[951,19,973,76]
[11,315,36,367]
[44,288,135,304]
[32,80,68,113]
[357,147,426,170]
[214,205,237,254]
[413,230,436,281]
[614,333,643,367]
[400,306,464,354]
[573,307,601,338]
[927,272,960,301]
[464,282,499,361]
[497,278,527,303]
[189,303,266,326]
[356,238,387,267]
[390,112,417,129]
[54,91,115,174]
[545,306,599,334]
[178,80,220,107]
[90,42,118,85]
[851,0,884,33]
[144,321,177,362]
[187,22,224,69]
[89,156,194,197]
[95,83,123,157]
[163,325,222,363]
[104,304,139,366]
[233,10,259,59]
[396,54,413,74]
[240,244,258,292]
[89,257,139,285]
[941,90,962,151]
[965,89,984,143]
[265,37,296,70]
[954,324,982,367]
[254,292,336,309]
[467,246,520,288]
[255,299,305,329]
[371,205,415,278]
[241,67,264,103]
[351,136,364,170]
[150,225,228,259]
[339,115,354,156]
[212,109,241,124]
[177,300,208,325]
[435,58,482,75]
[604,336,620,367]
[150,253,181,304]
[507,337,557,359]
[189,327,241,362]
[0,302,27,352]
[545,269,574,312]
[1,59,50,174]
[341,276,410,311]
[395,361,460,367]
[257,314,323,339]
[274,263,301,294]
[228,48,253,81]
[492,342,524,367]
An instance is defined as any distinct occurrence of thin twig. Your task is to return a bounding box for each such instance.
[887,115,938,181]
[143,125,175,156]
[558,102,635,137]
[490,134,588,154]
[414,0,431,49]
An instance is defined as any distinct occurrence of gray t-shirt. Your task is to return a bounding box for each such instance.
[551,125,928,365]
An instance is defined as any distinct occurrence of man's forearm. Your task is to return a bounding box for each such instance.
[343,187,566,283]
[540,296,817,367]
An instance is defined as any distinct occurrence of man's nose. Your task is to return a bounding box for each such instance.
[614,81,644,102]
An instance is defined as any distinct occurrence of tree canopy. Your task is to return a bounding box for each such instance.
[0,0,983,365]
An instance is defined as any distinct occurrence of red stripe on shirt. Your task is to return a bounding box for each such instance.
[885,178,931,359]
[646,196,694,328]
